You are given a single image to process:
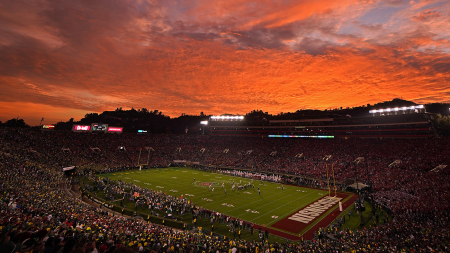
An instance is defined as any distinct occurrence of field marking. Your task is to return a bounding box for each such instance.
[249,191,317,223]
[106,169,227,203]
[236,194,324,236]
[190,182,259,207]
[302,194,354,236]
[102,168,329,234]
[142,174,219,200]
[172,176,253,200]
[227,188,312,214]
[146,170,310,218]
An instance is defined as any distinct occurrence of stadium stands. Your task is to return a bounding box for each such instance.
[1,127,449,252]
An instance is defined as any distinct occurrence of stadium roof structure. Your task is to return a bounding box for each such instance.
[348,182,369,190]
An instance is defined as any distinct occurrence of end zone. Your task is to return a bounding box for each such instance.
[271,192,356,236]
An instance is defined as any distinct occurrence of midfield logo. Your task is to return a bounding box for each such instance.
[288,197,342,224]
[199,182,219,186]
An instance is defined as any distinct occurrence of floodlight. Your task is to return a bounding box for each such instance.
[370,105,423,114]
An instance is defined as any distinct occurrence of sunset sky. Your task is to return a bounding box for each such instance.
[1,0,449,125]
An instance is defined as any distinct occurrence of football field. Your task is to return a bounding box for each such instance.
[101,167,354,238]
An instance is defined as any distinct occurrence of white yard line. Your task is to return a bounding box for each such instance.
[249,191,317,222]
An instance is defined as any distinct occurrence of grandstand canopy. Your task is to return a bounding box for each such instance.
[63,166,75,171]
[348,182,368,190]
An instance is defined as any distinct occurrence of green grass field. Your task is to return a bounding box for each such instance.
[100,167,336,235]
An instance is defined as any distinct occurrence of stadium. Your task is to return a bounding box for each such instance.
[1,103,450,253]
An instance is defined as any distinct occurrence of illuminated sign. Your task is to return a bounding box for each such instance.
[91,123,108,132]
[76,125,90,131]
[200,121,208,125]
[73,125,90,131]
[268,135,334,138]
[107,127,123,133]
[42,125,55,129]
[137,130,148,133]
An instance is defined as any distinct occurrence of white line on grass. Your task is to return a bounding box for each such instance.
[249,191,317,222]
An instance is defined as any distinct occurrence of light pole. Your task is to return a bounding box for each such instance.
[200,121,208,135]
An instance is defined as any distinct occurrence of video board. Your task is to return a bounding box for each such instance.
[91,123,108,132]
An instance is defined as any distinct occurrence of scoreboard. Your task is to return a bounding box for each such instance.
[91,123,108,132]
[72,124,123,133]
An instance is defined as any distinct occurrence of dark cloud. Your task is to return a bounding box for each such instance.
[431,61,450,73]
[225,26,296,49]
[294,37,333,55]
[412,11,441,22]
[172,32,221,41]
[382,0,410,6]
[355,22,384,32]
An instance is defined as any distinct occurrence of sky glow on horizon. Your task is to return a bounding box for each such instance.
[0,0,449,125]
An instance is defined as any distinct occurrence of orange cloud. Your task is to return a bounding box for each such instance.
[0,0,449,125]
[0,101,87,126]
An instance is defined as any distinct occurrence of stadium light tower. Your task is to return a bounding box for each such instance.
[210,115,244,121]
[200,121,208,135]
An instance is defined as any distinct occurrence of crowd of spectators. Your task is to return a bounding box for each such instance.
[1,127,450,252]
